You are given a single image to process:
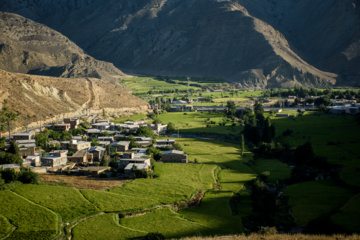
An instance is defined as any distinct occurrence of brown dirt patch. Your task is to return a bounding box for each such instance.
[39,174,130,190]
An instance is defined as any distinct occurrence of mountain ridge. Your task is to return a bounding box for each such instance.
[1,0,359,88]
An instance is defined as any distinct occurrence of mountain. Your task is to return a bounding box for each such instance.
[0,69,149,130]
[0,12,128,83]
[1,0,359,88]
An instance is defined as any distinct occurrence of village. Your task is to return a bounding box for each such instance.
[0,117,189,179]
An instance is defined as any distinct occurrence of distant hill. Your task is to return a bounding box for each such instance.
[1,0,359,88]
[0,12,129,83]
[0,70,149,129]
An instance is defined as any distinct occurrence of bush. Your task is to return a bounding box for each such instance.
[99,172,108,178]
[258,226,278,235]
[143,232,165,240]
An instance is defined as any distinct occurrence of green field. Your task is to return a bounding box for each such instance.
[121,208,210,238]
[331,193,360,233]
[156,112,242,134]
[283,181,354,226]
[80,190,159,213]
[108,178,196,204]
[273,112,360,187]
[121,77,202,95]
[0,190,58,240]
[72,213,144,240]
[0,215,12,238]
[249,158,292,182]
[112,114,148,124]
[13,184,100,222]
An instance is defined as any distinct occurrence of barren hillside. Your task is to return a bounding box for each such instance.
[0,12,129,83]
[1,0,359,88]
[0,70,149,129]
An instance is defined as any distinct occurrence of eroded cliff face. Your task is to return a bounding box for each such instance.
[0,69,149,129]
[0,12,129,83]
[1,0,359,88]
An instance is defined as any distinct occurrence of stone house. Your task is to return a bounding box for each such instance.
[161,150,188,163]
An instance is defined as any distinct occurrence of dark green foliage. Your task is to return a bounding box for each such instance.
[173,142,183,151]
[129,136,139,149]
[146,146,162,161]
[142,232,165,240]
[0,137,5,151]
[136,126,154,137]
[18,168,39,184]
[99,172,108,178]
[244,178,292,232]
[0,152,22,165]
[100,157,109,167]
[243,102,274,145]
[7,141,20,155]
[91,138,100,146]
[0,167,39,184]
[282,129,293,137]
[0,174,4,186]
[225,101,236,117]
[166,122,176,134]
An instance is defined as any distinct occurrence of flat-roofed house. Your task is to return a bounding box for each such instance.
[64,118,80,129]
[26,155,41,167]
[68,140,91,152]
[154,139,175,148]
[42,150,68,167]
[88,146,106,162]
[161,150,188,163]
[52,123,71,131]
[110,141,130,152]
[68,149,93,164]
[118,153,151,167]
[12,132,35,141]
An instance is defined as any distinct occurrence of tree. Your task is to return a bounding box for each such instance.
[35,132,49,148]
[19,168,39,184]
[225,101,236,117]
[166,122,176,134]
[7,141,20,156]
[146,146,162,161]
[129,136,139,149]
[0,100,20,138]
[91,138,100,146]
[173,142,183,151]
[136,126,154,137]
[240,134,244,157]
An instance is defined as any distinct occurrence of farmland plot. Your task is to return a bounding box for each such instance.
[0,190,58,240]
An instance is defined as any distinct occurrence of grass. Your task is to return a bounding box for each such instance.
[154,163,217,190]
[283,180,354,225]
[272,112,360,187]
[112,114,148,124]
[121,76,202,95]
[108,178,196,204]
[121,208,210,238]
[72,213,144,240]
[0,215,12,238]
[13,184,100,222]
[0,190,58,240]
[80,190,159,212]
[179,191,244,235]
[156,112,242,134]
[249,159,292,182]
[331,193,360,233]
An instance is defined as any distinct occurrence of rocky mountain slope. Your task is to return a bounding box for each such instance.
[0,69,149,129]
[1,0,359,88]
[0,12,128,83]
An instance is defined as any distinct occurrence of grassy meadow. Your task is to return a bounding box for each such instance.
[13,184,100,222]
[0,190,58,240]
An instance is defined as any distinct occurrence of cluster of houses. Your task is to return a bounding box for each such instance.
[1,118,188,177]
